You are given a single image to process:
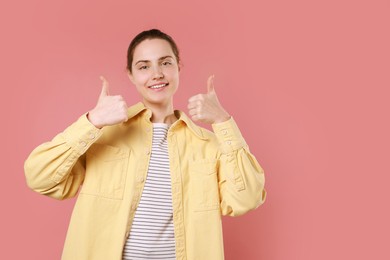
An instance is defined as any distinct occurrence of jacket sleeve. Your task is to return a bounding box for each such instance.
[24,113,102,200]
[212,117,267,216]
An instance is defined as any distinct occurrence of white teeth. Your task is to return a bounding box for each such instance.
[149,83,167,89]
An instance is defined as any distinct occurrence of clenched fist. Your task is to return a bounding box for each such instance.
[87,76,129,129]
[188,75,231,124]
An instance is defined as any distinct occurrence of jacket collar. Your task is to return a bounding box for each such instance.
[127,102,208,140]
[127,101,148,119]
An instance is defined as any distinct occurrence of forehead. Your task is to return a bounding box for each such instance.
[133,38,175,63]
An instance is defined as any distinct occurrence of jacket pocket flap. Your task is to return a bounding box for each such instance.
[189,159,218,175]
[88,144,129,161]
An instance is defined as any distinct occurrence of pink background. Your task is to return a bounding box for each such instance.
[1,0,389,259]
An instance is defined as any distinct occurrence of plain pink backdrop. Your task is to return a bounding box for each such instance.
[1,0,389,259]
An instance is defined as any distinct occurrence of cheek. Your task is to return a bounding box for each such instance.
[133,73,149,86]
[166,68,180,81]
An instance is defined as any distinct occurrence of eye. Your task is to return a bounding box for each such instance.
[162,61,172,66]
[139,65,148,70]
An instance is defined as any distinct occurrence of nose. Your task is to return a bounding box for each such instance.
[152,65,164,80]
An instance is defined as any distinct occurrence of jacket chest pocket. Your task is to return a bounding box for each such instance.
[189,159,220,212]
[81,144,130,200]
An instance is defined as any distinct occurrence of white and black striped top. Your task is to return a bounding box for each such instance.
[122,123,176,260]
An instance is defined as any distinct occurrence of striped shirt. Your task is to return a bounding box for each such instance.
[122,123,176,260]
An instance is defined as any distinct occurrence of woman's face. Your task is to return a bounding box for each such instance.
[128,38,180,107]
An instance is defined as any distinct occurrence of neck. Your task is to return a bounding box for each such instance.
[143,99,177,124]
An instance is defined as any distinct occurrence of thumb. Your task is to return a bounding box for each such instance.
[99,75,110,98]
[207,74,215,94]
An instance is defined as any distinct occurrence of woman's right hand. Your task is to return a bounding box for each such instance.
[87,76,129,129]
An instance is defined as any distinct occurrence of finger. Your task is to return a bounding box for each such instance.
[207,75,215,94]
[114,95,124,101]
[188,108,197,116]
[188,94,203,103]
[188,99,204,111]
[191,114,201,122]
[187,101,197,110]
[188,95,198,103]
[99,75,110,98]
[122,101,129,121]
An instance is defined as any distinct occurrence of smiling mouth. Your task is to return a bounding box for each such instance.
[149,83,169,89]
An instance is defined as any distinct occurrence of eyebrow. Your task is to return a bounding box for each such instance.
[134,56,174,65]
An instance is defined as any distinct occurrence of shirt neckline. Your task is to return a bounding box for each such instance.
[152,123,170,127]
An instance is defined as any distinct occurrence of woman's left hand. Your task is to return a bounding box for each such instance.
[188,75,231,124]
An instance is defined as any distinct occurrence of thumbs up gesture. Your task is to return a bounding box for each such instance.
[87,76,129,129]
[188,75,231,124]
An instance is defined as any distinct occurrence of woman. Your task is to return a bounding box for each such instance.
[24,29,266,260]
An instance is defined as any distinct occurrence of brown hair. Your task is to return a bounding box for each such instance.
[126,29,181,74]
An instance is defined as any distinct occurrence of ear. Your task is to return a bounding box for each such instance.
[127,71,135,84]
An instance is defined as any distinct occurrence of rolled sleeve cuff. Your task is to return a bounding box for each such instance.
[63,113,103,155]
[212,116,248,154]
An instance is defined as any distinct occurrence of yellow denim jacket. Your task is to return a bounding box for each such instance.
[24,102,266,260]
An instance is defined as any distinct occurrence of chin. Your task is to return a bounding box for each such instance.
[144,97,172,106]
